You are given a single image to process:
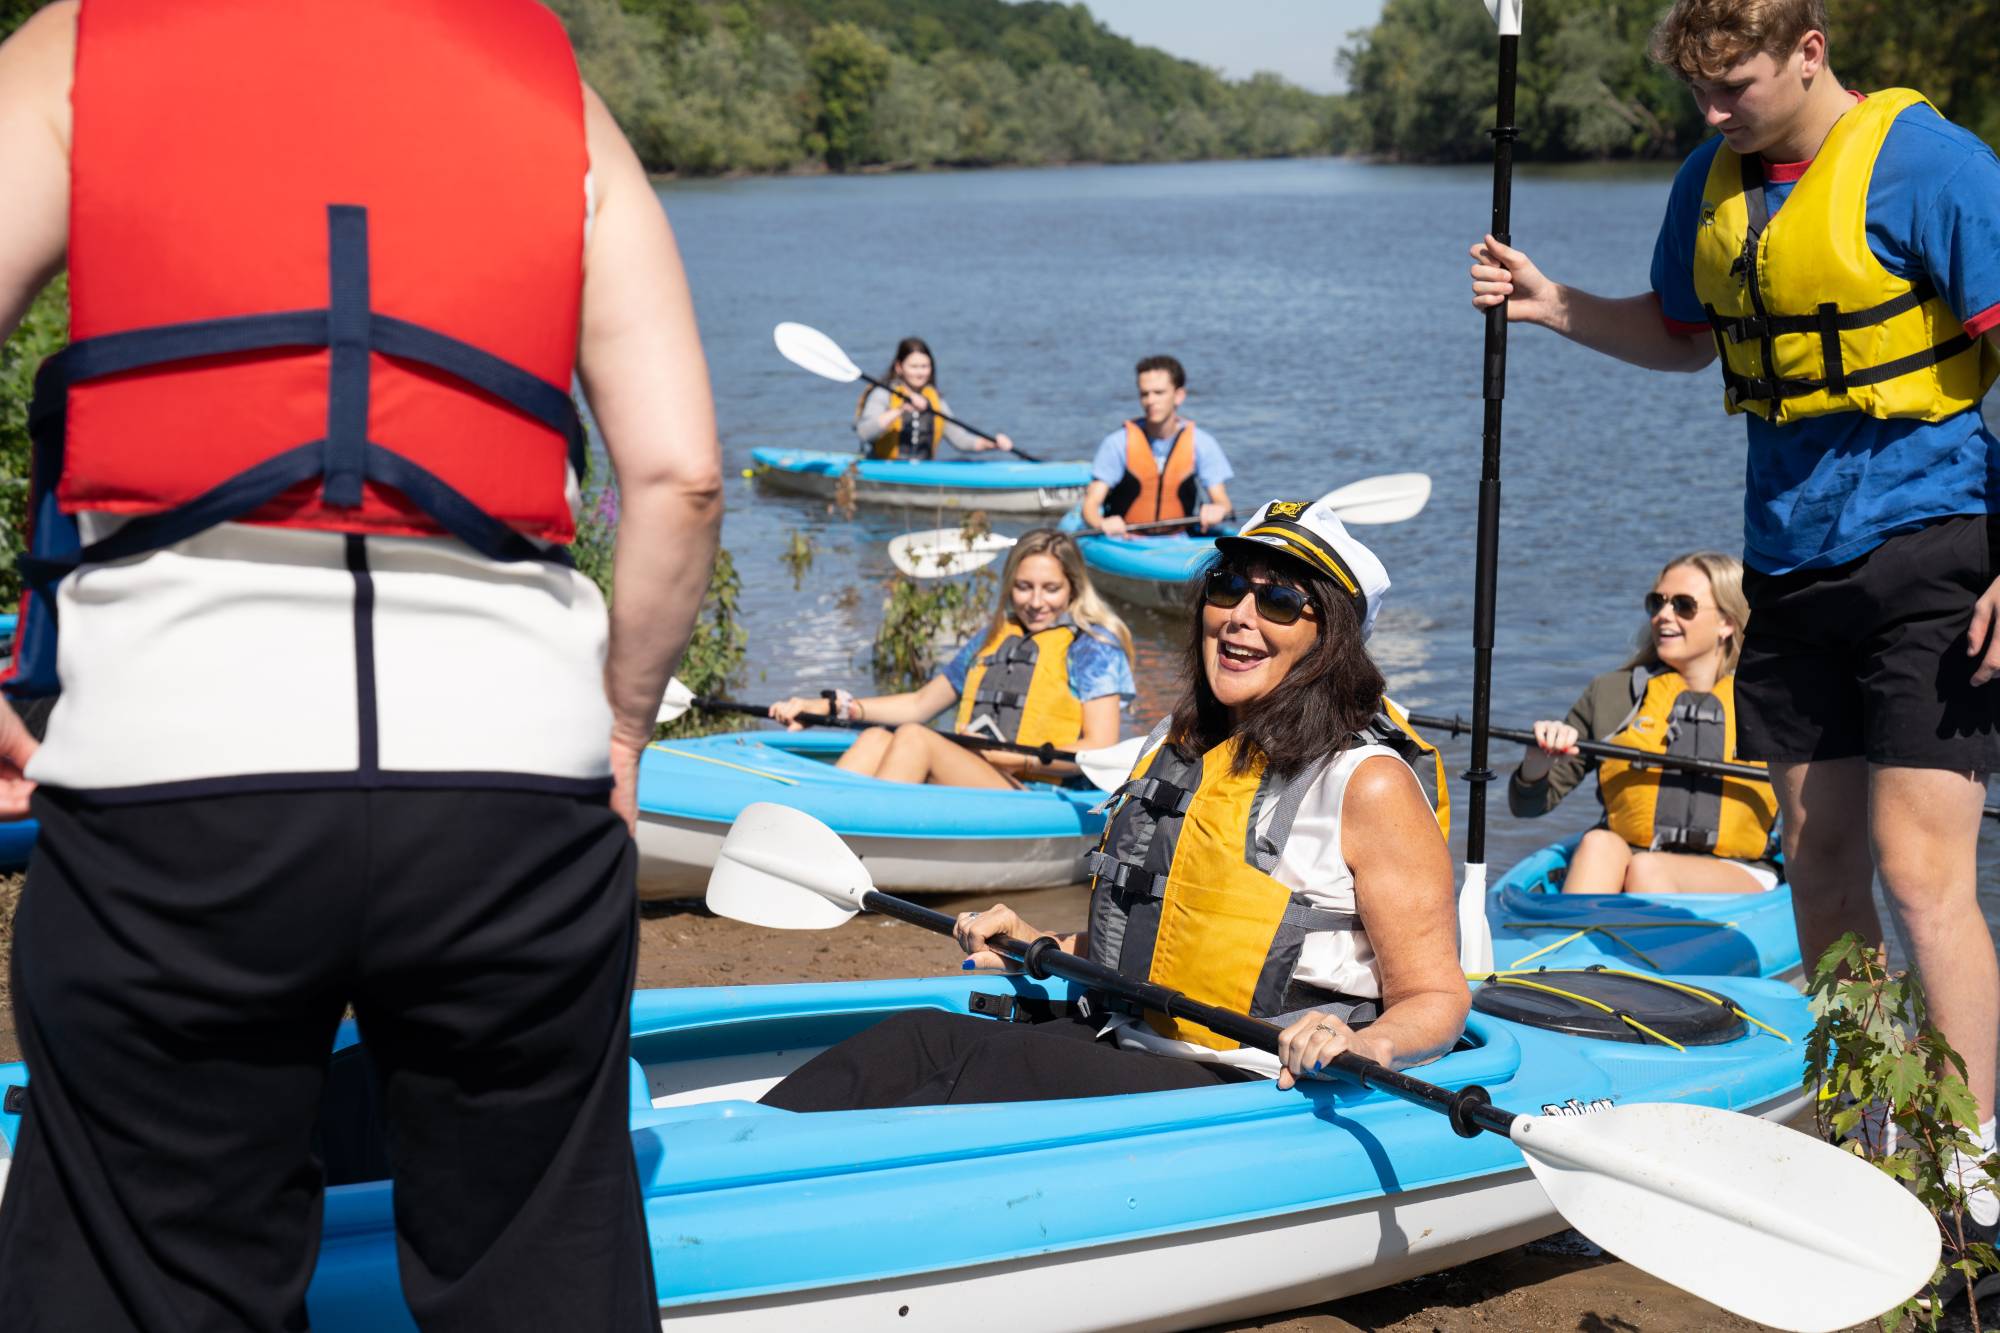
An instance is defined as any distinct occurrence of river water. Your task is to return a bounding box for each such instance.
[653,156,2000,941]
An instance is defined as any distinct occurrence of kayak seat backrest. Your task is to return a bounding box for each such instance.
[1471,969,1747,1047]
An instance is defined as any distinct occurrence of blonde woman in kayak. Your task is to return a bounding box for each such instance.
[1511,551,1780,894]
[854,336,1015,459]
[761,499,1467,1109]
[769,529,1134,788]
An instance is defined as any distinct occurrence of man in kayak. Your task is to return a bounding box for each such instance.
[1081,354,1234,537]
[0,2,720,1328]
[1467,0,2000,1276]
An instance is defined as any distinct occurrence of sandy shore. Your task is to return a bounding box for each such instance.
[0,871,1961,1330]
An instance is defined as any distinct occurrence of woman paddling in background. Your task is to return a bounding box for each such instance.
[770,530,1134,788]
[761,499,1466,1109]
[1512,551,1780,895]
[856,336,1015,459]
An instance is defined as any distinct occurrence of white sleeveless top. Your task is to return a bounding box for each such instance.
[1108,742,1415,1076]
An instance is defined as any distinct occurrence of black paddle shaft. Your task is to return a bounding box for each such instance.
[1407,710,2000,822]
[1465,25,1520,871]
[693,696,1080,767]
[858,888,1516,1141]
[859,372,1039,461]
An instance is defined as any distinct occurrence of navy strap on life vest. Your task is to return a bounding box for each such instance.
[20,204,584,596]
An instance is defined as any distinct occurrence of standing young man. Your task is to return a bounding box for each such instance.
[0,1,722,1328]
[1468,0,2000,1286]
[1082,354,1234,536]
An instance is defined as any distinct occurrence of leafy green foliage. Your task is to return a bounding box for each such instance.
[1338,0,2000,162]
[871,569,991,691]
[571,475,748,739]
[0,277,66,608]
[545,0,1341,174]
[1804,934,1999,1328]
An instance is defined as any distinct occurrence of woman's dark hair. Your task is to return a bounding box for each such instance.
[883,336,937,390]
[1166,550,1385,779]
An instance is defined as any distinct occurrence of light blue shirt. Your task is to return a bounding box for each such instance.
[1090,420,1233,496]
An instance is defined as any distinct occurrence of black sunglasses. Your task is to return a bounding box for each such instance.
[1644,592,1703,618]
[1203,568,1315,625]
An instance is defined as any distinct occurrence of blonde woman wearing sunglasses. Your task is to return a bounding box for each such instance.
[1512,551,1781,894]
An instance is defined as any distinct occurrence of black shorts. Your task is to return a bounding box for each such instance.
[1737,514,2000,770]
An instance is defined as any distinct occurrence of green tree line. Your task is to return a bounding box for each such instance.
[555,0,1337,172]
[1336,0,2000,162]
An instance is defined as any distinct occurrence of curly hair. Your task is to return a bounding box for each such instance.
[1165,550,1385,780]
[1648,0,1828,82]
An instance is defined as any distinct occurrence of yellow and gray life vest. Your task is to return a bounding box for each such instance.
[954,620,1084,751]
[1084,713,1445,1051]
[1599,668,1777,861]
[857,382,945,459]
[1693,88,1999,425]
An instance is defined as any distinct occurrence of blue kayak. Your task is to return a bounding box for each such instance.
[752,448,1091,515]
[1488,836,1802,983]
[0,967,1811,1331]
[636,730,1106,898]
[1056,509,1228,610]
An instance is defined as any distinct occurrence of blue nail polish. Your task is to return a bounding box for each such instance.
[1312,1061,1322,1073]
[961,959,976,970]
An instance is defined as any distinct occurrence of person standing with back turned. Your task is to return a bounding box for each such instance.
[1467,0,2000,1299]
[0,2,723,1329]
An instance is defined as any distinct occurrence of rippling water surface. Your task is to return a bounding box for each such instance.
[649,157,2000,938]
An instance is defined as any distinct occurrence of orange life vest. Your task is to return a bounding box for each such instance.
[23,0,585,604]
[1104,421,1198,525]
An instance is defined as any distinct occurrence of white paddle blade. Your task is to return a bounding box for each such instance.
[888,529,1016,579]
[773,322,862,384]
[706,802,874,930]
[1075,735,1146,793]
[1513,1104,1938,1332]
[1319,472,1432,526]
[1485,0,1522,36]
[656,676,696,724]
[1456,860,1494,973]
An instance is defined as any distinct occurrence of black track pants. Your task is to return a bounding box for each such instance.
[0,788,657,1333]
[760,1009,1249,1111]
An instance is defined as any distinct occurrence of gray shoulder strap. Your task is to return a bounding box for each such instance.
[1251,751,1335,874]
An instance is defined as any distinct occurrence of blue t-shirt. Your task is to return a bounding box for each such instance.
[940,624,1135,706]
[1649,100,2000,573]
[1090,420,1233,496]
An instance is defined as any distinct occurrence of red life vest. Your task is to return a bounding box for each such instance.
[33,0,586,580]
[1103,421,1198,525]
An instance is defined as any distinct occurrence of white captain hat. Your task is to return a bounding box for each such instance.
[1214,497,1391,641]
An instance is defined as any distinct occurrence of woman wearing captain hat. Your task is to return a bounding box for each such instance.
[760,499,1469,1110]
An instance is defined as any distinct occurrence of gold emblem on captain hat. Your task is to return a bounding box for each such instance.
[1266,500,1311,519]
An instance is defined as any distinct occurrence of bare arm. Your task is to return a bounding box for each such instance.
[1470,234,1715,375]
[575,85,724,830]
[770,673,958,728]
[0,1,71,340]
[1277,756,1468,1086]
[0,2,77,815]
[1964,326,2000,684]
[1082,480,1126,536]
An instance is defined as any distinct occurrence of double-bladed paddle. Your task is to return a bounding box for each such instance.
[705,801,1941,1333]
[773,322,1042,461]
[886,472,1433,579]
[654,677,1146,792]
[1408,710,2000,822]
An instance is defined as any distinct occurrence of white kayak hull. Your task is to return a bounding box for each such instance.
[636,813,1092,899]
[755,464,1086,515]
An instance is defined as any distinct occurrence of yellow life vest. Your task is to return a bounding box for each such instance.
[857,383,945,459]
[1598,670,1777,861]
[953,621,1084,752]
[1084,714,1447,1052]
[1693,88,1999,425]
